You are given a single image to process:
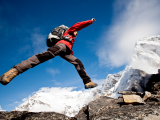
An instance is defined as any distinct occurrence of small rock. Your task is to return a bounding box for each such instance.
[143,91,151,101]
[138,115,142,120]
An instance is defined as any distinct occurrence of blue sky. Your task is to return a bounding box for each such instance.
[1,0,160,111]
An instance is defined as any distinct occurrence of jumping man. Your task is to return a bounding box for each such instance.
[0,18,98,89]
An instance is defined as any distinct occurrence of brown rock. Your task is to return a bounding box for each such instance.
[74,106,88,120]
[0,111,71,120]
[123,95,145,104]
[143,91,151,101]
[87,96,120,119]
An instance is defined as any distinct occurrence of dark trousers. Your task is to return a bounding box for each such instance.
[15,43,91,84]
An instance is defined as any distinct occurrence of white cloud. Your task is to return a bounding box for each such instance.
[18,45,31,54]
[92,78,106,89]
[97,0,160,68]
[30,28,48,54]
[31,32,48,54]
[0,105,5,111]
[54,82,61,85]
[46,68,60,76]
[8,101,21,106]
[91,75,98,77]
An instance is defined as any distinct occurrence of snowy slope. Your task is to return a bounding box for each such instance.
[14,87,101,117]
[101,71,123,93]
[109,66,152,98]
[102,35,160,98]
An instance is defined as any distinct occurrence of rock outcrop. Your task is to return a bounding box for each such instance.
[76,96,160,120]
[102,71,123,92]
[1,96,160,120]
[1,72,160,120]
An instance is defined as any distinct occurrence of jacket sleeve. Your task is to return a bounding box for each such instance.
[66,20,93,34]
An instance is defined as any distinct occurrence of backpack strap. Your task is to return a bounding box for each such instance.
[62,35,73,45]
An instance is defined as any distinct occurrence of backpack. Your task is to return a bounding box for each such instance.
[46,25,70,47]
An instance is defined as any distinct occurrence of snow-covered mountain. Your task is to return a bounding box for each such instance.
[102,71,123,92]
[14,35,160,117]
[14,87,101,117]
[102,35,160,98]
[131,35,160,74]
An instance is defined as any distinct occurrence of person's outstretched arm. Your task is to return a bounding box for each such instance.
[66,18,96,35]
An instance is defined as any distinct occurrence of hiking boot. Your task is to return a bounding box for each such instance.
[85,82,98,89]
[0,68,19,85]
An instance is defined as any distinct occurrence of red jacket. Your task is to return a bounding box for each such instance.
[56,20,93,55]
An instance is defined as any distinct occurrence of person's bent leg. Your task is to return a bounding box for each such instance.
[0,44,64,85]
[60,54,97,89]
[74,59,91,84]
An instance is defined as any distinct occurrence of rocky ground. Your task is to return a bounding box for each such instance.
[75,95,160,120]
[1,96,160,120]
[1,71,160,120]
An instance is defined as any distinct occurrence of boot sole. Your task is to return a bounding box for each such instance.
[85,84,98,89]
[0,74,9,85]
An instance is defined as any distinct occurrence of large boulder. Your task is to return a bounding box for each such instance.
[87,96,120,119]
